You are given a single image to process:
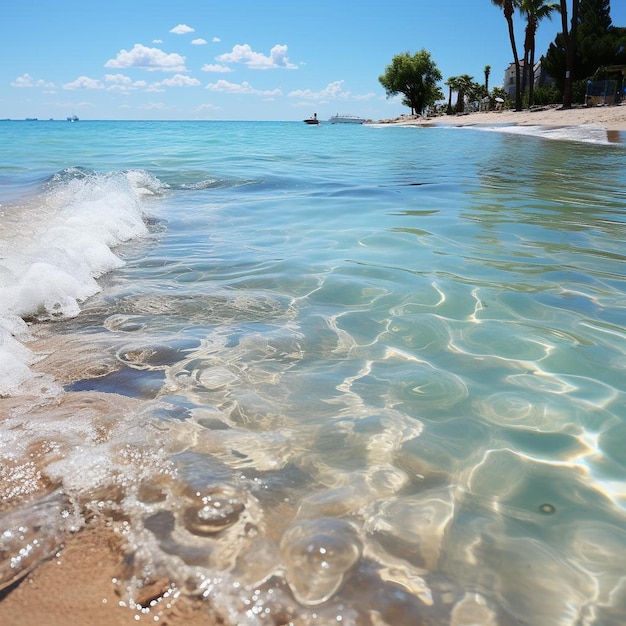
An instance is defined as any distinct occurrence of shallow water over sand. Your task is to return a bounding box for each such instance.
[1,121,626,624]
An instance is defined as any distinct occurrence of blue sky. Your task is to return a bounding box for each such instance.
[2,0,625,121]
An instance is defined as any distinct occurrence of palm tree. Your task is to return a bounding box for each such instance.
[484,65,491,92]
[455,75,475,113]
[445,76,461,114]
[491,0,523,111]
[519,0,560,107]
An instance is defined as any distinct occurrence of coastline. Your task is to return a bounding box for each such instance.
[377,102,626,132]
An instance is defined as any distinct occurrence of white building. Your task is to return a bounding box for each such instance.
[503,60,554,99]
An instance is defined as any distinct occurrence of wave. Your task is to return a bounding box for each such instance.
[462,122,619,145]
[0,168,166,397]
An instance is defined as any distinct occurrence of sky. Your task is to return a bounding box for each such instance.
[2,0,625,122]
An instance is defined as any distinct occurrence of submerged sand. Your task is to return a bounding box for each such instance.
[379,102,626,132]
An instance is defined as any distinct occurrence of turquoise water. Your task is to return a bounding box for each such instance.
[1,120,626,624]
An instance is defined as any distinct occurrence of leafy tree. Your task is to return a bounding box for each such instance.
[519,0,560,107]
[379,50,443,115]
[492,0,523,111]
[455,75,474,112]
[578,0,614,77]
[492,86,509,106]
[484,65,492,91]
[543,0,625,105]
[445,76,461,114]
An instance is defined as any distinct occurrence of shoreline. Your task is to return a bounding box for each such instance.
[376,102,626,132]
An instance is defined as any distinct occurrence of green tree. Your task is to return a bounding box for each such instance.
[455,74,476,112]
[379,50,444,116]
[519,0,560,107]
[577,0,615,77]
[542,0,625,105]
[492,0,523,111]
[492,86,509,106]
[445,76,461,114]
[484,65,492,91]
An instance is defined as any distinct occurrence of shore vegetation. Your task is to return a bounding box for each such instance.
[383,0,624,117]
[378,50,443,116]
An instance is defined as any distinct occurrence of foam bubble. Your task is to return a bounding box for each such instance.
[280,517,362,606]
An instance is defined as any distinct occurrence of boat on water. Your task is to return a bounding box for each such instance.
[67,115,79,122]
[328,114,367,124]
[303,113,319,125]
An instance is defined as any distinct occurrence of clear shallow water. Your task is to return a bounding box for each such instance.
[1,120,626,625]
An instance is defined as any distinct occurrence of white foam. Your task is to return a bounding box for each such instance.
[0,169,164,397]
[468,123,613,145]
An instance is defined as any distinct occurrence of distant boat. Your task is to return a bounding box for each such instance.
[303,113,319,125]
[67,115,79,122]
[329,114,367,124]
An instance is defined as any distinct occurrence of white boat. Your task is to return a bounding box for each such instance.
[328,114,367,124]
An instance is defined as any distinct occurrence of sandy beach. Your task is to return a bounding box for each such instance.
[380,102,626,132]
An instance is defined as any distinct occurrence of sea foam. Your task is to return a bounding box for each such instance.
[0,168,164,396]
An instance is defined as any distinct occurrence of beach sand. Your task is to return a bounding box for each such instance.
[380,102,626,132]
[0,521,216,626]
[1,104,625,626]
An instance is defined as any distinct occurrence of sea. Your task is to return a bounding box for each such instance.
[1,118,625,626]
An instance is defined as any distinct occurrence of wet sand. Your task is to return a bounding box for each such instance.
[0,324,225,625]
[0,522,217,626]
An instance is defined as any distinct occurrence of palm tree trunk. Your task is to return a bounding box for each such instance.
[521,38,530,105]
[529,40,536,106]
[560,0,579,108]
[505,9,523,110]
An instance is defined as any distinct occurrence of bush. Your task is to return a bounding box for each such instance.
[531,85,561,105]
[572,80,587,104]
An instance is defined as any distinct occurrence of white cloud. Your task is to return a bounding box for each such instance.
[197,103,221,112]
[216,44,296,70]
[191,38,207,45]
[206,79,281,96]
[153,39,163,44]
[201,63,233,73]
[288,80,350,100]
[63,76,105,90]
[159,74,201,87]
[105,44,186,72]
[212,37,221,43]
[104,74,147,92]
[11,73,54,89]
[139,102,173,111]
[170,24,194,35]
[353,92,377,101]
